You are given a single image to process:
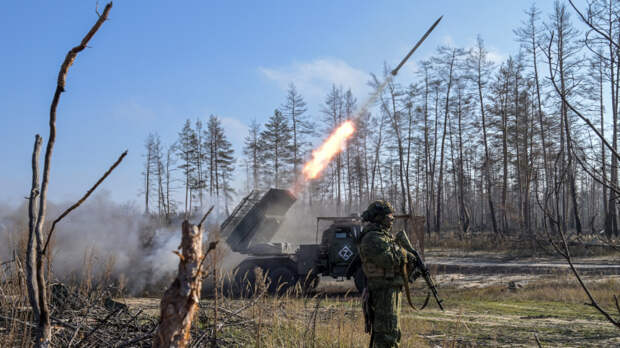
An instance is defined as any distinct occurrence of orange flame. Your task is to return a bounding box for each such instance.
[302,120,355,180]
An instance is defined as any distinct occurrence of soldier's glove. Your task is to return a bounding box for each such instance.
[392,244,406,264]
[406,252,422,281]
[409,266,422,281]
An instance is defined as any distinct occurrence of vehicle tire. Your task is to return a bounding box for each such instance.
[266,266,298,295]
[300,271,320,295]
[353,267,367,293]
[233,262,263,297]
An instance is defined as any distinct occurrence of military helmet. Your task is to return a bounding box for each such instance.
[361,200,395,223]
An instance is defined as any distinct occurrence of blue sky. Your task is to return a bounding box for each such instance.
[0,0,564,207]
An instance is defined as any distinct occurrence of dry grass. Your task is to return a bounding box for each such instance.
[1,263,619,347]
[1,229,618,347]
[187,271,619,347]
[0,260,34,348]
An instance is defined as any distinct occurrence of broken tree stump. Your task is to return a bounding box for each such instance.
[152,220,203,348]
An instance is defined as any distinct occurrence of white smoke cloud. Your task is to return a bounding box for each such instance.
[259,58,371,102]
[0,192,188,294]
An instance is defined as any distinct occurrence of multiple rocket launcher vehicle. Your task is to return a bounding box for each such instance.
[220,188,420,293]
[220,188,369,293]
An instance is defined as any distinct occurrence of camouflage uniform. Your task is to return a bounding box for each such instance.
[358,200,404,348]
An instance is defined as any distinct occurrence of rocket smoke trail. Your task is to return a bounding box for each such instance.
[291,16,443,196]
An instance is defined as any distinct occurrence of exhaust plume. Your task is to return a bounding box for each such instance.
[290,75,392,195]
[292,16,442,194]
[302,120,355,180]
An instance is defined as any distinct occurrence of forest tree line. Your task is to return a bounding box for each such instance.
[143,1,620,239]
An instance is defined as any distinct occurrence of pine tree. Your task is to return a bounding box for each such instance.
[193,119,206,210]
[280,83,313,183]
[243,120,262,191]
[176,119,198,215]
[260,109,293,189]
[205,115,236,211]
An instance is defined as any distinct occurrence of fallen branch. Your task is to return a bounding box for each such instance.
[217,288,266,325]
[50,316,79,330]
[0,314,36,328]
[75,306,123,347]
[114,330,156,348]
[66,327,80,347]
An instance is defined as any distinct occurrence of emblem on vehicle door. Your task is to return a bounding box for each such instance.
[338,245,353,261]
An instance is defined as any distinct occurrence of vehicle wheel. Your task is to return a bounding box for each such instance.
[300,271,320,295]
[353,267,367,293]
[266,266,298,295]
[234,262,263,297]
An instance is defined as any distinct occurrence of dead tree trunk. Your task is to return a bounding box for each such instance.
[24,4,113,347]
[26,135,42,323]
[475,53,499,236]
[436,49,457,233]
[153,221,204,348]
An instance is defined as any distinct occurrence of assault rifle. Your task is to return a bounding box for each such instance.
[395,230,444,311]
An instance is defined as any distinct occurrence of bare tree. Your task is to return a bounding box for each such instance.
[569,0,620,237]
[544,0,584,235]
[143,134,155,215]
[432,47,464,232]
[25,4,114,347]
[468,36,500,235]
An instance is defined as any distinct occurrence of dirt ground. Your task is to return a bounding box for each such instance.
[118,250,620,347]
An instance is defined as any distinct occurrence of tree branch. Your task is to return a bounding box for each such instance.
[559,228,620,328]
[197,205,214,229]
[544,29,620,164]
[533,115,620,329]
[36,2,113,245]
[568,0,620,50]
[41,150,127,255]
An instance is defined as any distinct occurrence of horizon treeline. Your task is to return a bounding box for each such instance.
[143,1,620,239]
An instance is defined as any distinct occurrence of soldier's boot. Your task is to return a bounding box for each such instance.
[372,331,400,348]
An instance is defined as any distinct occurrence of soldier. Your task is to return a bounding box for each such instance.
[358,200,408,348]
